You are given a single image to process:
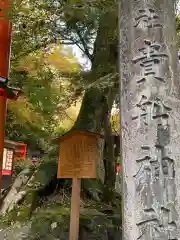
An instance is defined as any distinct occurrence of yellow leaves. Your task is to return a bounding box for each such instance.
[17,54,44,76]
[17,44,80,77]
[111,113,120,132]
[17,5,30,16]
[10,44,81,132]
[45,45,80,73]
[55,100,82,132]
[7,96,43,127]
[48,53,73,72]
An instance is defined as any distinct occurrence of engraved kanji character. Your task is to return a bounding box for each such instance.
[134,149,157,212]
[132,40,168,83]
[132,95,172,126]
[137,219,169,240]
[134,8,162,30]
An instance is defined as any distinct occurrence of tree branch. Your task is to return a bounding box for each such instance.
[75,25,93,61]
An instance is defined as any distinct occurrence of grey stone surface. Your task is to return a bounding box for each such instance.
[0,224,31,240]
[119,0,180,239]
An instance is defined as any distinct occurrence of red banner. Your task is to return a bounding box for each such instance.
[0,0,12,81]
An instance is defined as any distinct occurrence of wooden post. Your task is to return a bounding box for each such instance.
[0,93,6,196]
[69,178,81,240]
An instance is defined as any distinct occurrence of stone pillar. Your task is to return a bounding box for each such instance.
[119,0,180,239]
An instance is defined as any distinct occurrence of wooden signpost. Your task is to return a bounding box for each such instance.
[57,130,101,240]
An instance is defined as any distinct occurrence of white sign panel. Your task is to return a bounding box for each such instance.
[2,148,13,175]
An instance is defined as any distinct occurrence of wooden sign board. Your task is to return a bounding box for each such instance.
[57,130,101,179]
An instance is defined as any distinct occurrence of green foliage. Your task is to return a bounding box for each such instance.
[30,204,70,239]
[13,159,34,178]
[6,2,82,150]
[5,0,120,153]
[30,157,57,191]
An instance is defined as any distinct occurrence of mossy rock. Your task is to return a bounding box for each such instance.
[81,179,104,201]
[26,204,70,240]
[0,202,121,240]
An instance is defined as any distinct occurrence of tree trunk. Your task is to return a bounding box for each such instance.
[0,169,32,215]
[74,87,107,132]
[74,5,118,133]
[103,90,117,202]
[74,5,118,196]
[120,0,180,239]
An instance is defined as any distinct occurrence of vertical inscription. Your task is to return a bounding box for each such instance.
[131,3,178,239]
[134,144,178,239]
